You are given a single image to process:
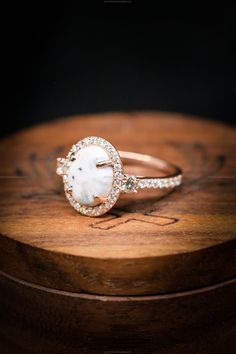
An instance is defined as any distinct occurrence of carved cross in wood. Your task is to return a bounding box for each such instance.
[89,209,178,230]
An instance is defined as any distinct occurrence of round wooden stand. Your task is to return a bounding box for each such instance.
[0,112,235,353]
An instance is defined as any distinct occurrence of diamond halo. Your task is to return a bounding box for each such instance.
[57,136,123,216]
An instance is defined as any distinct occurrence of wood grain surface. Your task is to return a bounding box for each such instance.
[0,273,235,354]
[0,112,236,296]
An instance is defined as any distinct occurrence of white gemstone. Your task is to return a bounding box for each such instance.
[67,145,113,206]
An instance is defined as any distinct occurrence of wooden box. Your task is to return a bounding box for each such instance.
[0,112,235,353]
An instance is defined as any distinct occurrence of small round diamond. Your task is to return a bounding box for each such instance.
[122,176,138,193]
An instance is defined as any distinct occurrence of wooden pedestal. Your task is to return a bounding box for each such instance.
[0,112,235,353]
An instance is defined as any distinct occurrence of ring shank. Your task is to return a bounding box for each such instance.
[118,150,182,190]
[119,151,182,178]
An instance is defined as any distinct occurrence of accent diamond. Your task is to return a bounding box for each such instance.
[122,176,138,193]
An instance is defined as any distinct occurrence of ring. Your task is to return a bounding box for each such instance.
[56,136,182,217]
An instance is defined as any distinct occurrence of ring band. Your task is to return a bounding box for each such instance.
[56,136,182,216]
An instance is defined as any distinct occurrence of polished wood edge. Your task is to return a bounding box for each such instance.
[0,269,235,301]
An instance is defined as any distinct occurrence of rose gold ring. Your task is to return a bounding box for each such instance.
[56,136,182,216]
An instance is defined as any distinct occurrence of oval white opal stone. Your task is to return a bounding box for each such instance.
[67,145,113,206]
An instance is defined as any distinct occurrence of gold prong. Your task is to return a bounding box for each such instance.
[70,152,76,161]
[94,196,108,204]
[96,159,113,168]
[66,187,73,196]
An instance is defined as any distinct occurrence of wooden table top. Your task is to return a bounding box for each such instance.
[0,112,235,295]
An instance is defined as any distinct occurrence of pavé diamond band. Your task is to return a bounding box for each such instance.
[56,136,182,216]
